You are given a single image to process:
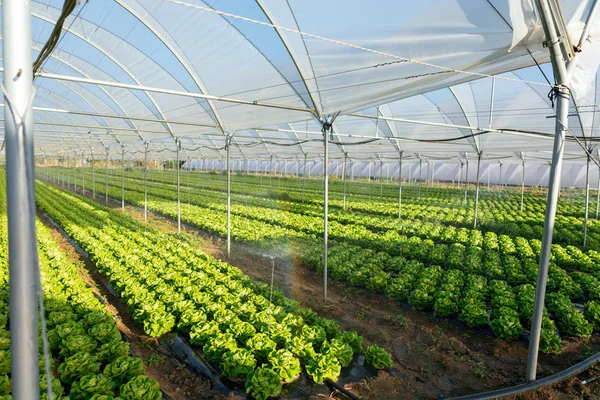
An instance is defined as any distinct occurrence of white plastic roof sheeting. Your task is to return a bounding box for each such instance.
[1,0,600,164]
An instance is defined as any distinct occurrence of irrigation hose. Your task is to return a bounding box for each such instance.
[448,351,600,400]
[324,379,363,400]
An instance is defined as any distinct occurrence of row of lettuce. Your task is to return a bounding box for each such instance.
[0,175,161,399]
[44,171,600,349]
[47,167,599,249]
[36,182,393,400]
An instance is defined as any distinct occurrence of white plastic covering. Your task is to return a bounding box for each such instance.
[1,0,599,172]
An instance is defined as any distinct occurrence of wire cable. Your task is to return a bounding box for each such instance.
[32,0,79,77]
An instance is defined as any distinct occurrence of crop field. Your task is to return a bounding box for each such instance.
[29,165,600,398]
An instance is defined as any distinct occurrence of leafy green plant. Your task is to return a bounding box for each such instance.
[245,367,282,400]
[267,349,301,382]
[491,308,523,340]
[58,352,101,384]
[365,345,393,369]
[220,348,257,378]
[306,352,341,383]
[119,376,161,400]
[103,356,144,384]
[69,375,115,399]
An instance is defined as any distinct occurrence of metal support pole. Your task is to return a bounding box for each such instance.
[499,161,503,188]
[81,151,85,195]
[176,138,181,233]
[105,150,109,204]
[521,159,526,211]
[297,158,300,188]
[73,150,77,193]
[596,163,600,219]
[144,142,148,223]
[121,146,125,211]
[269,155,273,190]
[187,156,190,205]
[302,154,307,203]
[584,153,591,247]
[226,135,231,258]
[398,153,403,218]
[323,123,330,301]
[473,152,482,229]
[464,158,469,205]
[379,159,383,196]
[343,153,348,210]
[3,0,40,395]
[91,150,95,199]
[418,158,423,199]
[526,0,572,380]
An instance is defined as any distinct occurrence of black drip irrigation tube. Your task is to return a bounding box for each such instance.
[447,351,600,400]
[324,379,363,400]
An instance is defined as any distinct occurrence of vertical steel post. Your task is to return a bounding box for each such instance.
[398,153,403,218]
[144,142,148,223]
[73,150,77,193]
[323,123,330,301]
[2,0,40,395]
[584,153,591,247]
[187,156,191,205]
[418,158,423,199]
[596,163,600,219]
[176,138,181,233]
[343,153,348,210]
[91,149,95,199]
[521,159,526,211]
[269,155,273,190]
[473,152,482,229]
[464,158,470,205]
[81,150,85,195]
[302,154,307,203]
[226,135,231,258]
[380,159,383,196]
[499,161,503,188]
[121,146,125,211]
[105,149,109,203]
[526,0,571,381]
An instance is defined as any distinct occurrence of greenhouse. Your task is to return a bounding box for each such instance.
[3,0,600,399]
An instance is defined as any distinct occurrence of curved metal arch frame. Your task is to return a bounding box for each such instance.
[30,9,178,139]
[31,42,150,141]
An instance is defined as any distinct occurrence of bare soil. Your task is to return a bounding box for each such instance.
[55,187,600,399]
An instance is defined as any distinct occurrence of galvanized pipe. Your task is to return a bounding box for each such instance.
[473,152,482,229]
[526,0,571,380]
[343,154,348,210]
[3,0,40,395]
[596,162,600,219]
[398,153,403,218]
[464,158,469,205]
[91,150,95,199]
[176,138,181,232]
[226,136,231,258]
[144,142,148,223]
[121,146,125,211]
[105,150,109,204]
[521,159,526,211]
[323,125,330,302]
[584,153,591,247]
